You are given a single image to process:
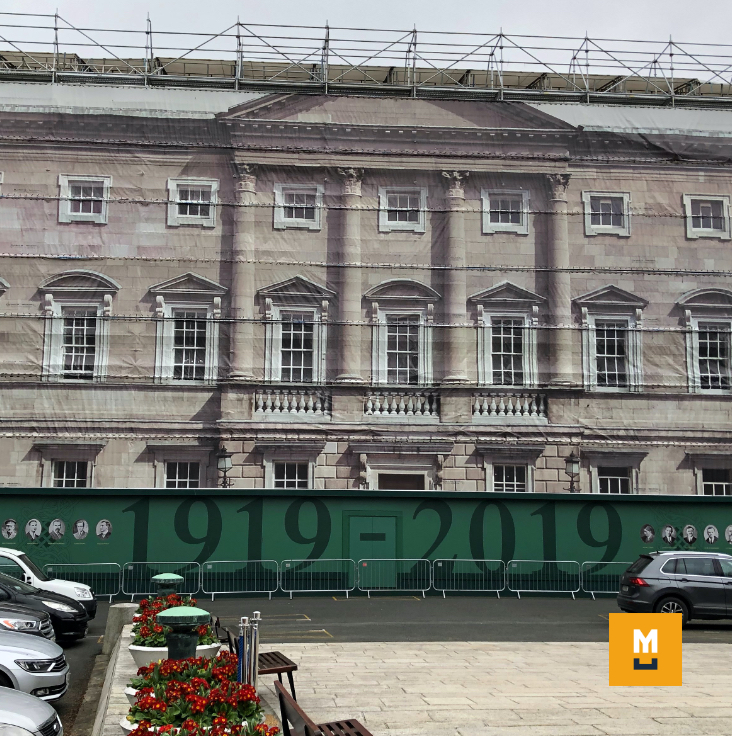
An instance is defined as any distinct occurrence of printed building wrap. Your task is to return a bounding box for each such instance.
[1,33,732,503]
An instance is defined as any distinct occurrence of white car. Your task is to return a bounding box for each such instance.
[0,551,95,618]
[0,631,69,701]
[0,685,63,734]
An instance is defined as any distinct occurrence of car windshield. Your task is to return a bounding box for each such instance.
[627,556,652,574]
[0,571,38,594]
[18,554,50,582]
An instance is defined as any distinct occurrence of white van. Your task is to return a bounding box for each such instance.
[0,549,96,617]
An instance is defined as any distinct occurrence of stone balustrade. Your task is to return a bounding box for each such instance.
[364,390,440,418]
[472,392,547,420]
[255,388,331,416]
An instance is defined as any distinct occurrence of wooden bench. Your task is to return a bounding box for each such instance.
[274,681,373,736]
[221,626,298,699]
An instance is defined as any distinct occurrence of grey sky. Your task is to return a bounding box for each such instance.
[2,0,732,45]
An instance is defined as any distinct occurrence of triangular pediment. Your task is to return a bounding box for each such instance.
[0,277,8,295]
[148,272,227,296]
[469,281,545,306]
[40,270,120,293]
[364,279,440,302]
[677,288,732,310]
[257,275,336,303]
[221,94,575,132]
[574,285,648,310]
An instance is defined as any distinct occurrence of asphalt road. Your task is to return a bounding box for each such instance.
[54,605,107,732]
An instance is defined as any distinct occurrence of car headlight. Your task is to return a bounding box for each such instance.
[0,618,38,631]
[74,587,93,600]
[42,600,77,613]
[14,658,58,672]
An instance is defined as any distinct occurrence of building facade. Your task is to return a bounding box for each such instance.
[0,83,731,495]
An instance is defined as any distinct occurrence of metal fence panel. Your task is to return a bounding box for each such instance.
[122,561,201,598]
[357,559,432,596]
[581,561,632,598]
[44,562,122,601]
[432,559,505,596]
[280,559,356,597]
[506,560,581,598]
[201,560,279,600]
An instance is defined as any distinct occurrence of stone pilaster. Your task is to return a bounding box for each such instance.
[229,163,257,379]
[545,172,573,385]
[336,168,365,383]
[441,170,470,384]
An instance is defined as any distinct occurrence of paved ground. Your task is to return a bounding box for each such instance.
[54,605,108,732]
[255,640,732,736]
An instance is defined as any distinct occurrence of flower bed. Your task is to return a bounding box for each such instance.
[132,595,217,648]
[125,652,278,735]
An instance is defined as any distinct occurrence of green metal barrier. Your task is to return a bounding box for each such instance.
[200,560,279,600]
[506,559,581,598]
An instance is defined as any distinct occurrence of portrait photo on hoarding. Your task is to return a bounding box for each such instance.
[704,524,719,544]
[72,519,89,540]
[682,524,698,545]
[640,524,655,543]
[726,525,732,544]
[48,519,65,541]
[661,525,677,544]
[96,519,112,540]
[25,519,42,541]
[1,519,17,540]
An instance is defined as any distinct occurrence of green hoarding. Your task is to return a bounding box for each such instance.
[0,489,730,570]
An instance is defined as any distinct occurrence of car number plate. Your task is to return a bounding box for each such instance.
[621,585,629,592]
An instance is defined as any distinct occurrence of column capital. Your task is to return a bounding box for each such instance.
[233,162,257,193]
[441,170,469,198]
[337,167,364,196]
[546,172,571,201]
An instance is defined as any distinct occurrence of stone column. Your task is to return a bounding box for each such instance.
[441,170,470,384]
[336,168,365,383]
[545,173,573,385]
[229,163,257,379]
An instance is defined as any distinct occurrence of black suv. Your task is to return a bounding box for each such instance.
[617,551,732,625]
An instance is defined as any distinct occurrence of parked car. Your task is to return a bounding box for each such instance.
[0,686,63,735]
[0,549,96,618]
[0,604,54,641]
[617,550,732,625]
[0,573,88,640]
[0,631,69,701]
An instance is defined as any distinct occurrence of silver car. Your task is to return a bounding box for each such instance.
[0,632,68,701]
[0,686,63,736]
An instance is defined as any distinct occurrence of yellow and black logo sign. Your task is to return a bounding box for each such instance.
[609,613,682,686]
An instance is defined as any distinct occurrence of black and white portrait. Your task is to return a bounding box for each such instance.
[704,525,719,544]
[96,519,112,540]
[48,519,65,541]
[682,524,698,545]
[72,519,89,540]
[661,525,676,545]
[726,525,732,544]
[1,519,17,540]
[25,519,42,541]
[640,524,655,543]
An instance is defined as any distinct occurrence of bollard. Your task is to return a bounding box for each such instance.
[157,606,210,660]
[101,602,137,655]
[249,611,260,690]
[151,572,184,596]
[239,616,250,683]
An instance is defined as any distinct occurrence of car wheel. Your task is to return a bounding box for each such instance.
[655,596,689,625]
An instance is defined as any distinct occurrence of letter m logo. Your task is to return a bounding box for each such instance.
[633,629,658,654]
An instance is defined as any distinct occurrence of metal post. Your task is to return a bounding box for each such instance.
[52,9,59,83]
[239,616,250,684]
[411,27,417,98]
[249,611,260,690]
[235,18,242,90]
[322,22,329,95]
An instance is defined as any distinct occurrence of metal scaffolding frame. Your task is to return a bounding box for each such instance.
[2,12,732,106]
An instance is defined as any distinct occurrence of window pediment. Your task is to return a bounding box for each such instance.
[469,281,545,310]
[0,277,8,296]
[677,288,732,311]
[257,275,336,307]
[574,285,648,312]
[364,279,440,303]
[148,272,227,298]
[39,270,120,295]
